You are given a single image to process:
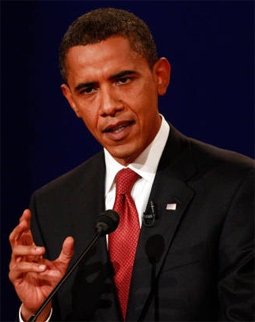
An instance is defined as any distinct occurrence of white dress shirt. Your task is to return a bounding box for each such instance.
[104,115,170,226]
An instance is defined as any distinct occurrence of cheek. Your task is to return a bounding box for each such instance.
[136,80,158,105]
[134,88,158,123]
[78,108,99,135]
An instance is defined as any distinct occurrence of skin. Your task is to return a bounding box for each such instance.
[9,210,75,321]
[61,36,171,166]
[9,36,171,321]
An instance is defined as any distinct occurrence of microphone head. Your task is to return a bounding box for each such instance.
[96,210,120,236]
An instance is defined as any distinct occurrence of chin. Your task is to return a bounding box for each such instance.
[108,149,136,165]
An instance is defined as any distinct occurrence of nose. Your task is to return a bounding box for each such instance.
[99,86,123,116]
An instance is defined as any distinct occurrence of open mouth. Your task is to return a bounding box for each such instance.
[103,121,134,133]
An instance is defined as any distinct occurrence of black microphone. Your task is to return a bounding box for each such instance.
[28,210,119,322]
[96,209,119,235]
[143,201,158,227]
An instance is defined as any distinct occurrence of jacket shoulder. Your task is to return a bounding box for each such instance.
[189,136,255,171]
[34,150,105,196]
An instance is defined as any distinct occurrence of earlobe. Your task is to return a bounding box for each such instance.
[154,58,171,96]
[61,84,80,117]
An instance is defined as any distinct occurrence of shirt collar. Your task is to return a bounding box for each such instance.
[104,115,170,196]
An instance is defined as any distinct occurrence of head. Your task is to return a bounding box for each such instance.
[60,8,171,166]
[59,7,159,84]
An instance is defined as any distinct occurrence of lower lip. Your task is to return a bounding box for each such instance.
[104,123,133,141]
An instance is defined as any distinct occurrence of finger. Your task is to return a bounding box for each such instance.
[9,210,32,245]
[58,236,75,265]
[9,262,47,282]
[9,246,45,271]
[19,209,32,225]
[9,224,34,249]
[9,222,28,247]
[9,210,36,249]
[12,245,45,258]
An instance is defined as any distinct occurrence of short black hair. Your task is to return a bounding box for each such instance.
[59,7,158,83]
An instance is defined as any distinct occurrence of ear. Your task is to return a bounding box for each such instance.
[61,84,81,118]
[153,57,171,96]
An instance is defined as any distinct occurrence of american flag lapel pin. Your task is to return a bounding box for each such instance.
[166,203,177,211]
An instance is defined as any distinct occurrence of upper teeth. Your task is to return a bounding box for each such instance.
[113,125,125,133]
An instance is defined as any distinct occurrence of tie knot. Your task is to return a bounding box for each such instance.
[115,168,140,195]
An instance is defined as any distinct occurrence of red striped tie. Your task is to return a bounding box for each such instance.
[109,168,140,320]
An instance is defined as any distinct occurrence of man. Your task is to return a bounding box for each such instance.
[9,7,254,322]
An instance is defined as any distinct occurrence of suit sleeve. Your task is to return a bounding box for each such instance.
[217,168,254,321]
[29,192,63,321]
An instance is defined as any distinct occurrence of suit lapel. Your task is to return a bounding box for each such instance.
[127,126,197,321]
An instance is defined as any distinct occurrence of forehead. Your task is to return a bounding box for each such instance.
[64,36,149,81]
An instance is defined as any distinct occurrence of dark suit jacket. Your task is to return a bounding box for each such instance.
[30,125,254,321]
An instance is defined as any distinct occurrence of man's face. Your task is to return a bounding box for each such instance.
[61,36,170,165]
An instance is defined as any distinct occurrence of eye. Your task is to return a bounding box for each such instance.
[80,86,97,95]
[116,77,131,85]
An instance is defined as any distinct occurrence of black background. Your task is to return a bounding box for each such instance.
[1,1,254,320]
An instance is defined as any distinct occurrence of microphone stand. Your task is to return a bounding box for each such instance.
[152,263,159,322]
[28,230,101,322]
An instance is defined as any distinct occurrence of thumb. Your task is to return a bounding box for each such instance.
[58,236,75,265]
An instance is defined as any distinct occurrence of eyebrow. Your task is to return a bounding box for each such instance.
[110,70,137,80]
[74,81,96,93]
[74,70,137,93]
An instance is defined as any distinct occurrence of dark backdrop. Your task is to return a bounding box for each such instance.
[1,1,254,321]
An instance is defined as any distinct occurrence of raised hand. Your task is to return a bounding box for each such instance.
[9,209,74,321]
